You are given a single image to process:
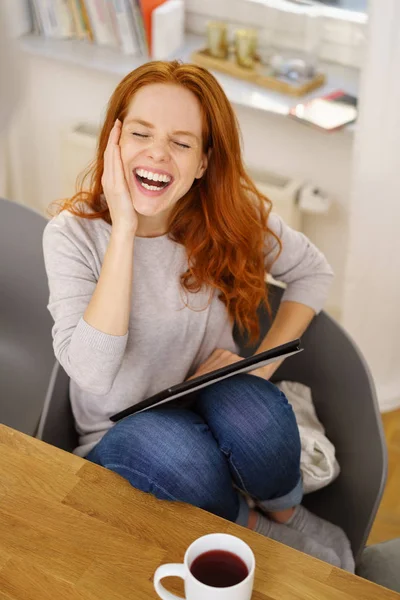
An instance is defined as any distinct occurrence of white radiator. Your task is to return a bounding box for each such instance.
[247,167,302,231]
[61,124,329,231]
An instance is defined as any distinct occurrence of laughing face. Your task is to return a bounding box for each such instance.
[120,83,209,236]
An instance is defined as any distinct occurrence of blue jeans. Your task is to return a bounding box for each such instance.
[87,374,303,526]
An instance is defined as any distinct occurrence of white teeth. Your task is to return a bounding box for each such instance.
[141,181,161,191]
[136,168,171,183]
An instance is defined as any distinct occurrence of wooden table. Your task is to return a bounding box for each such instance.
[0,423,398,600]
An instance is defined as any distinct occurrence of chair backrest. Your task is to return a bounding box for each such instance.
[38,282,387,562]
[234,285,388,562]
[0,197,55,435]
[36,360,78,452]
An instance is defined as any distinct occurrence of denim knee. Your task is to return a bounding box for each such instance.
[87,407,240,521]
[196,374,301,501]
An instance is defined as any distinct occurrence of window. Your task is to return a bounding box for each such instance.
[247,0,368,17]
[315,0,367,12]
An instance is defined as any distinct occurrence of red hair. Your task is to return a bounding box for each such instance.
[50,61,281,343]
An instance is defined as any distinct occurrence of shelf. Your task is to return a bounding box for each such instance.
[19,33,359,132]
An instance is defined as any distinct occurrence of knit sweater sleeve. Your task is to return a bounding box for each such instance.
[265,213,334,314]
[42,213,128,395]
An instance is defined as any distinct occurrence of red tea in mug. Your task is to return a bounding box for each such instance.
[190,550,249,588]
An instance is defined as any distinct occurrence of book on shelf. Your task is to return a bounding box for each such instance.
[28,0,150,58]
[138,0,166,56]
[31,0,50,37]
[289,90,358,132]
[32,0,75,38]
[30,0,43,35]
[68,0,91,40]
[109,0,140,55]
[84,0,119,47]
[56,0,77,37]
[129,0,148,56]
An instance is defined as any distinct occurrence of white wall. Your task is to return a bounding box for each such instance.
[341,0,400,412]
[8,52,354,315]
[8,57,119,215]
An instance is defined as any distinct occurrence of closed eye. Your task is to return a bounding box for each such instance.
[132,132,190,149]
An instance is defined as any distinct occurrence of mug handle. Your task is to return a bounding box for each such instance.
[154,563,187,600]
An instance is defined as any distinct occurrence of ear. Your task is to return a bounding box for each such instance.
[195,148,211,179]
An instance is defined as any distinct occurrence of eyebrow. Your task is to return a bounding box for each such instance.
[124,118,199,141]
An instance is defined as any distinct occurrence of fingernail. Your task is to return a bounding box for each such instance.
[115,118,121,126]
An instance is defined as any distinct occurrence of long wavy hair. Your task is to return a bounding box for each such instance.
[51,60,281,344]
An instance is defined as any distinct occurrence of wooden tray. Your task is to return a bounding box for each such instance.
[191,49,326,97]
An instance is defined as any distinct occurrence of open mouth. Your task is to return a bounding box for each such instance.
[134,168,173,192]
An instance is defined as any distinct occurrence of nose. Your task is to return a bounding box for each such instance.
[146,138,170,163]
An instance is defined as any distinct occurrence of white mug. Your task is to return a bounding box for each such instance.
[154,533,255,600]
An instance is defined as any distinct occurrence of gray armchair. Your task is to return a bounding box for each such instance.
[0,197,55,435]
[0,197,387,564]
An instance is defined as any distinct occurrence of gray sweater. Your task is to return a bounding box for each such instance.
[43,211,333,457]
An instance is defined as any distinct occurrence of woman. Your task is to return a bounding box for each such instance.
[43,61,353,571]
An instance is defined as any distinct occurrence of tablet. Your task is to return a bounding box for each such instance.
[110,339,302,422]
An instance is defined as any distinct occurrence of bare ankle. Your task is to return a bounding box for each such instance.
[267,506,296,524]
[247,509,258,530]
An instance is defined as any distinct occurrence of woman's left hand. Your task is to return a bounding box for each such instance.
[187,348,242,380]
[187,348,280,382]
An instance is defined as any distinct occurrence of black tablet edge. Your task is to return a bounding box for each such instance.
[110,339,302,423]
